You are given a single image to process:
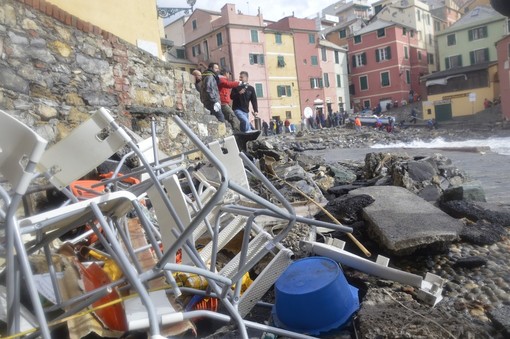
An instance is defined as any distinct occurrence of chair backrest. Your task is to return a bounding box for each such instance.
[37,108,130,190]
[0,110,47,195]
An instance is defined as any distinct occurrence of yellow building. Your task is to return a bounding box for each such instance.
[264,29,302,127]
[47,0,163,58]
[420,62,498,121]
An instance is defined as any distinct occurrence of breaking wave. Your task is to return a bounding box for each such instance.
[371,136,510,156]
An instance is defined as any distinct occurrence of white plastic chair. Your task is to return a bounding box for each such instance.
[0,109,51,338]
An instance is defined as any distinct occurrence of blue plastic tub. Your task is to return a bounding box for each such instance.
[273,256,359,335]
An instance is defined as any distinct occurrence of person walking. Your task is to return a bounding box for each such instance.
[354,115,362,132]
[231,71,258,132]
[218,68,242,132]
[262,120,269,136]
[200,62,223,122]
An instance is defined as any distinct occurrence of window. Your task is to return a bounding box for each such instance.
[220,57,226,69]
[447,34,456,46]
[427,53,434,65]
[417,9,421,21]
[192,20,197,30]
[285,111,292,119]
[192,44,201,57]
[375,46,391,62]
[428,33,432,44]
[377,28,385,38]
[418,51,422,60]
[354,35,362,44]
[324,73,330,87]
[403,27,407,35]
[363,100,370,109]
[310,78,323,88]
[251,29,259,42]
[321,47,327,61]
[470,48,489,65]
[176,48,185,59]
[277,55,286,67]
[334,51,339,64]
[352,52,367,67]
[360,75,368,90]
[216,33,223,46]
[336,74,341,87]
[468,26,488,41]
[445,55,462,69]
[277,85,291,97]
[339,29,346,38]
[255,83,263,97]
[404,46,409,59]
[309,33,316,44]
[410,30,414,38]
[434,21,440,32]
[406,70,411,84]
[381,71,390,87]
[311,55,318,65]
[249,54,265,65]
[275,32,282,44]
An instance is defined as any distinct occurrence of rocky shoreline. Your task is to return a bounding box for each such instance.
[233,117,510,338]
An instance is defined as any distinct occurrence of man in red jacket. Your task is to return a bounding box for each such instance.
[219,68,241,132]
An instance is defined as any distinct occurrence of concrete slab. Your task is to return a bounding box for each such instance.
[349,186,463,255]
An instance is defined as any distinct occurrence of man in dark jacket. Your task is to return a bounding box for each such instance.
[231,71,258,132]
[200,62,223,122]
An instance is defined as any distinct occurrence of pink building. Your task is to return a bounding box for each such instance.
[496,34,510,121]
[183,4,271,121]
[268,17,324,122]
[348,19,429,112]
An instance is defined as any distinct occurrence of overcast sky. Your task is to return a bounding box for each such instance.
[158,0,377,22]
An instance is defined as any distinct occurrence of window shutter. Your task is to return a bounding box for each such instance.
[375,50,380,62]
[310,78,314,88]
[286,86,291,96]
[468,30,473,41]
[483,26,488,38]
[249,54,254,64]
[362,52,367,65]
[259,54,265,65]
[445,57,450,69]
[277,86,282,97]
[470,51,475,65]
[386,46,391,59]
[352,55,356,67]
[458,55,463,67]
[319,78,324,88]
[484,48,489,61]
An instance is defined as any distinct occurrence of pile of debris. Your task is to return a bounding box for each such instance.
[2,107,509,339]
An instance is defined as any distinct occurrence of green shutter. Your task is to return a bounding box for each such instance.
[286,86,291,96]
[484,48,489,61]
[375,50,380,62]
[470,51,475,65]
[249,54,254,64]
[468,30,473,41]
[483,26,488,38]
[386,46,391,59]
[445,57,450,69]
[259,54,265,65]
[362,52,367,65]
[458,55,463,67]
[352,55,356,67]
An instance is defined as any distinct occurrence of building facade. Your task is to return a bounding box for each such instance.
[348,20,426,112]
[436,6,507,71]
[496,34,510,121]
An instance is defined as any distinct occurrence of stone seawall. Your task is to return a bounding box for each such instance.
[0,0,227,156]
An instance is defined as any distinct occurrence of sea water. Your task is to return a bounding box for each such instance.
[371,136,510,156]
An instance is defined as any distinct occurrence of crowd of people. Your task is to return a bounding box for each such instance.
[192,63,259,134]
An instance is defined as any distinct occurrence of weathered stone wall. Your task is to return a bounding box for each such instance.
[0,0,227,157]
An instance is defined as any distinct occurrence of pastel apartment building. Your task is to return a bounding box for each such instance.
[268,17,326,122]
[263,27,302,126]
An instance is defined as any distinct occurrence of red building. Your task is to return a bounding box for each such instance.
[348,19,429,112]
